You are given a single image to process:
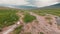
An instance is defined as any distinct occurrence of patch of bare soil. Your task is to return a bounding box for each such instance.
[1,12,60,34]
[19,12,60,34]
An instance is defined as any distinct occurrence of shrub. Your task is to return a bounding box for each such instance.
[23,13,36,23]
[40,32,44,34]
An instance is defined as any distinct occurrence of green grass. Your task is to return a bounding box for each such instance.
[24,32,31,34]
[12,25,23,34]
[40,32,44,34]
[23,13,36,23]
[0,9,19,29]
[32,8,60,16]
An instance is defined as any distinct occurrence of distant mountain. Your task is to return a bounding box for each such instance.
[12,5,37,9]
[15,3,60,9]
[0,3,60,9]
[40,3,60,9]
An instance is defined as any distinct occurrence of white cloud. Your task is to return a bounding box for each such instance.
[0,0,59,7]
[0,0,29,5]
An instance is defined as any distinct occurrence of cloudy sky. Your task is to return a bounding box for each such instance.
[0,0,59,7]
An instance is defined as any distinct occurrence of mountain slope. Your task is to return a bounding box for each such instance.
[41,3,60,9]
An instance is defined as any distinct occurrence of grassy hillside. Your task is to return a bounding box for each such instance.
[0,8,19,29]
[31,8,60,16]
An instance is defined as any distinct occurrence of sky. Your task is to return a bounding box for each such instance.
[0,0,59,7]
[0,0,28,5]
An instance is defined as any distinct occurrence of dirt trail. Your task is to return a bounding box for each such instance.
[29,12,60,34]
[1,21,22,34]
[1,13,24,34]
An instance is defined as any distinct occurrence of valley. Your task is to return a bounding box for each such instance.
[0,7,60,34]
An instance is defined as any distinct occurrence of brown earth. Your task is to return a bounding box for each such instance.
[0,12,60,34]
